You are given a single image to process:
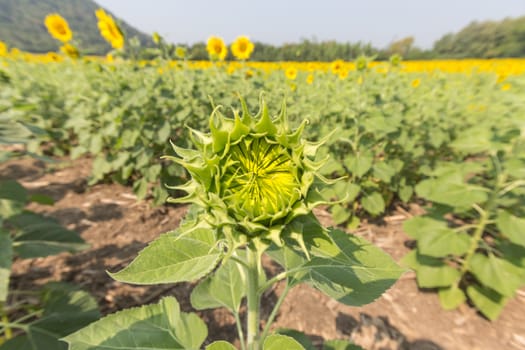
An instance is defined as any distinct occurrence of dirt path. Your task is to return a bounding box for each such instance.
[3,157,524,350]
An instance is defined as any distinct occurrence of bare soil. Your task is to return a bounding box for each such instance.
[2,157,525,350]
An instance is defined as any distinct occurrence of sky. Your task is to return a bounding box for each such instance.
[94,0,525,49]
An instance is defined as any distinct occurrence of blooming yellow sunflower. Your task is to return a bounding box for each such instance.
[231,36,254,61]
[285,66,297,80]
[206,36,228,61]
[44,13,73,43]
[95,8,125,49]
[411,78,421,88]
[331,59,345,75]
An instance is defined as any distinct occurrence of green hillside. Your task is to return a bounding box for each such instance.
[0,0,152,54]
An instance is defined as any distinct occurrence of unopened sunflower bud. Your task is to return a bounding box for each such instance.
[164,95,333,246]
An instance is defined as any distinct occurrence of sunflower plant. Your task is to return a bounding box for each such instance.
[63,96,403,350]
[207,36,228,61]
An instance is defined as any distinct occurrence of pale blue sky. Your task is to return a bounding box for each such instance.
[94,0,525,49]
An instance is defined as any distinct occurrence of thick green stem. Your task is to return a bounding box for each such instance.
[246,248,260,350]
[460,208,489,274]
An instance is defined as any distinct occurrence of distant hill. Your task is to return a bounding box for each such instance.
[0,0,152,54]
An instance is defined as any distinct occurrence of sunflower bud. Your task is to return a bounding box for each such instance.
[165,96,332,246]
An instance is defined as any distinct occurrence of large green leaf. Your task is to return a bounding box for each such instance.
[110,225,221,284]
[299,227,404,306]
[415,178,488,209]
[469,253,525,297]
[0,229,12,302]
[191,257,245,313]
[263,334,305,350]
[417,228,471,258]
[402,216,449,240]
[466,285,508,321]
[9,212,87,258]
[0,283,100,350]
[496,210,525,247]
[63,297,207,350]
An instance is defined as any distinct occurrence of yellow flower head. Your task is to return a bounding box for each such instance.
[207,36,228,61]
[46,52,62,62]
[0,41,7,56]
[175,46,186,59]
[306,73,314,85]
[331,59,345,75]
[95,8,125,49]
[285,66,297,80]
[44,13,73,43]
[501,83,511,91]
[411,78,421,88]
[231,36,254,61]
[338,70,349,80]
[60,43,79,58]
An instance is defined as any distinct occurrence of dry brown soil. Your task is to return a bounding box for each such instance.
[2,157,524,350]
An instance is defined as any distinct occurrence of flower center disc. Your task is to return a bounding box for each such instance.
[221,136,300,221]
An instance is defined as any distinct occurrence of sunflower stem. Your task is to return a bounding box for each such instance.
[246,247,261,350]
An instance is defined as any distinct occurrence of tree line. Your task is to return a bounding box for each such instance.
[181,15,525,61]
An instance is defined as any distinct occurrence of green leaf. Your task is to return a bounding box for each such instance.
[401,250,459,288]
[0,199,25,218]
[324,339,364,350]
[438,285,466,310]
[29,194,55,205]
[450,126,492,154]
[303,228,404,306]
[344,152,373,178]
[373,162,396,183]
[206,341,237,350]
[402,216,449,240]
[330,204,351,225]
[469,254,524,297]
[0,283,100,350]
[416,178,488,209]
[0,180,27,202]
[466,285,508,320]
[263,334,305,350]
[276,329,316,350]
[110,225,221,284]
[398,184,413,203]
[361,192,385,216]
[191,258,245,313]
[416,264,461,288]
[63,297,207,350]
[10,212,87,258]
[157,120,172,141]
[417,228,471,258]
[0,229,12,302]
[496,210,525,247]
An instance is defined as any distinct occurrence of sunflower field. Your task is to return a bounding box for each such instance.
[1,9,525,350]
